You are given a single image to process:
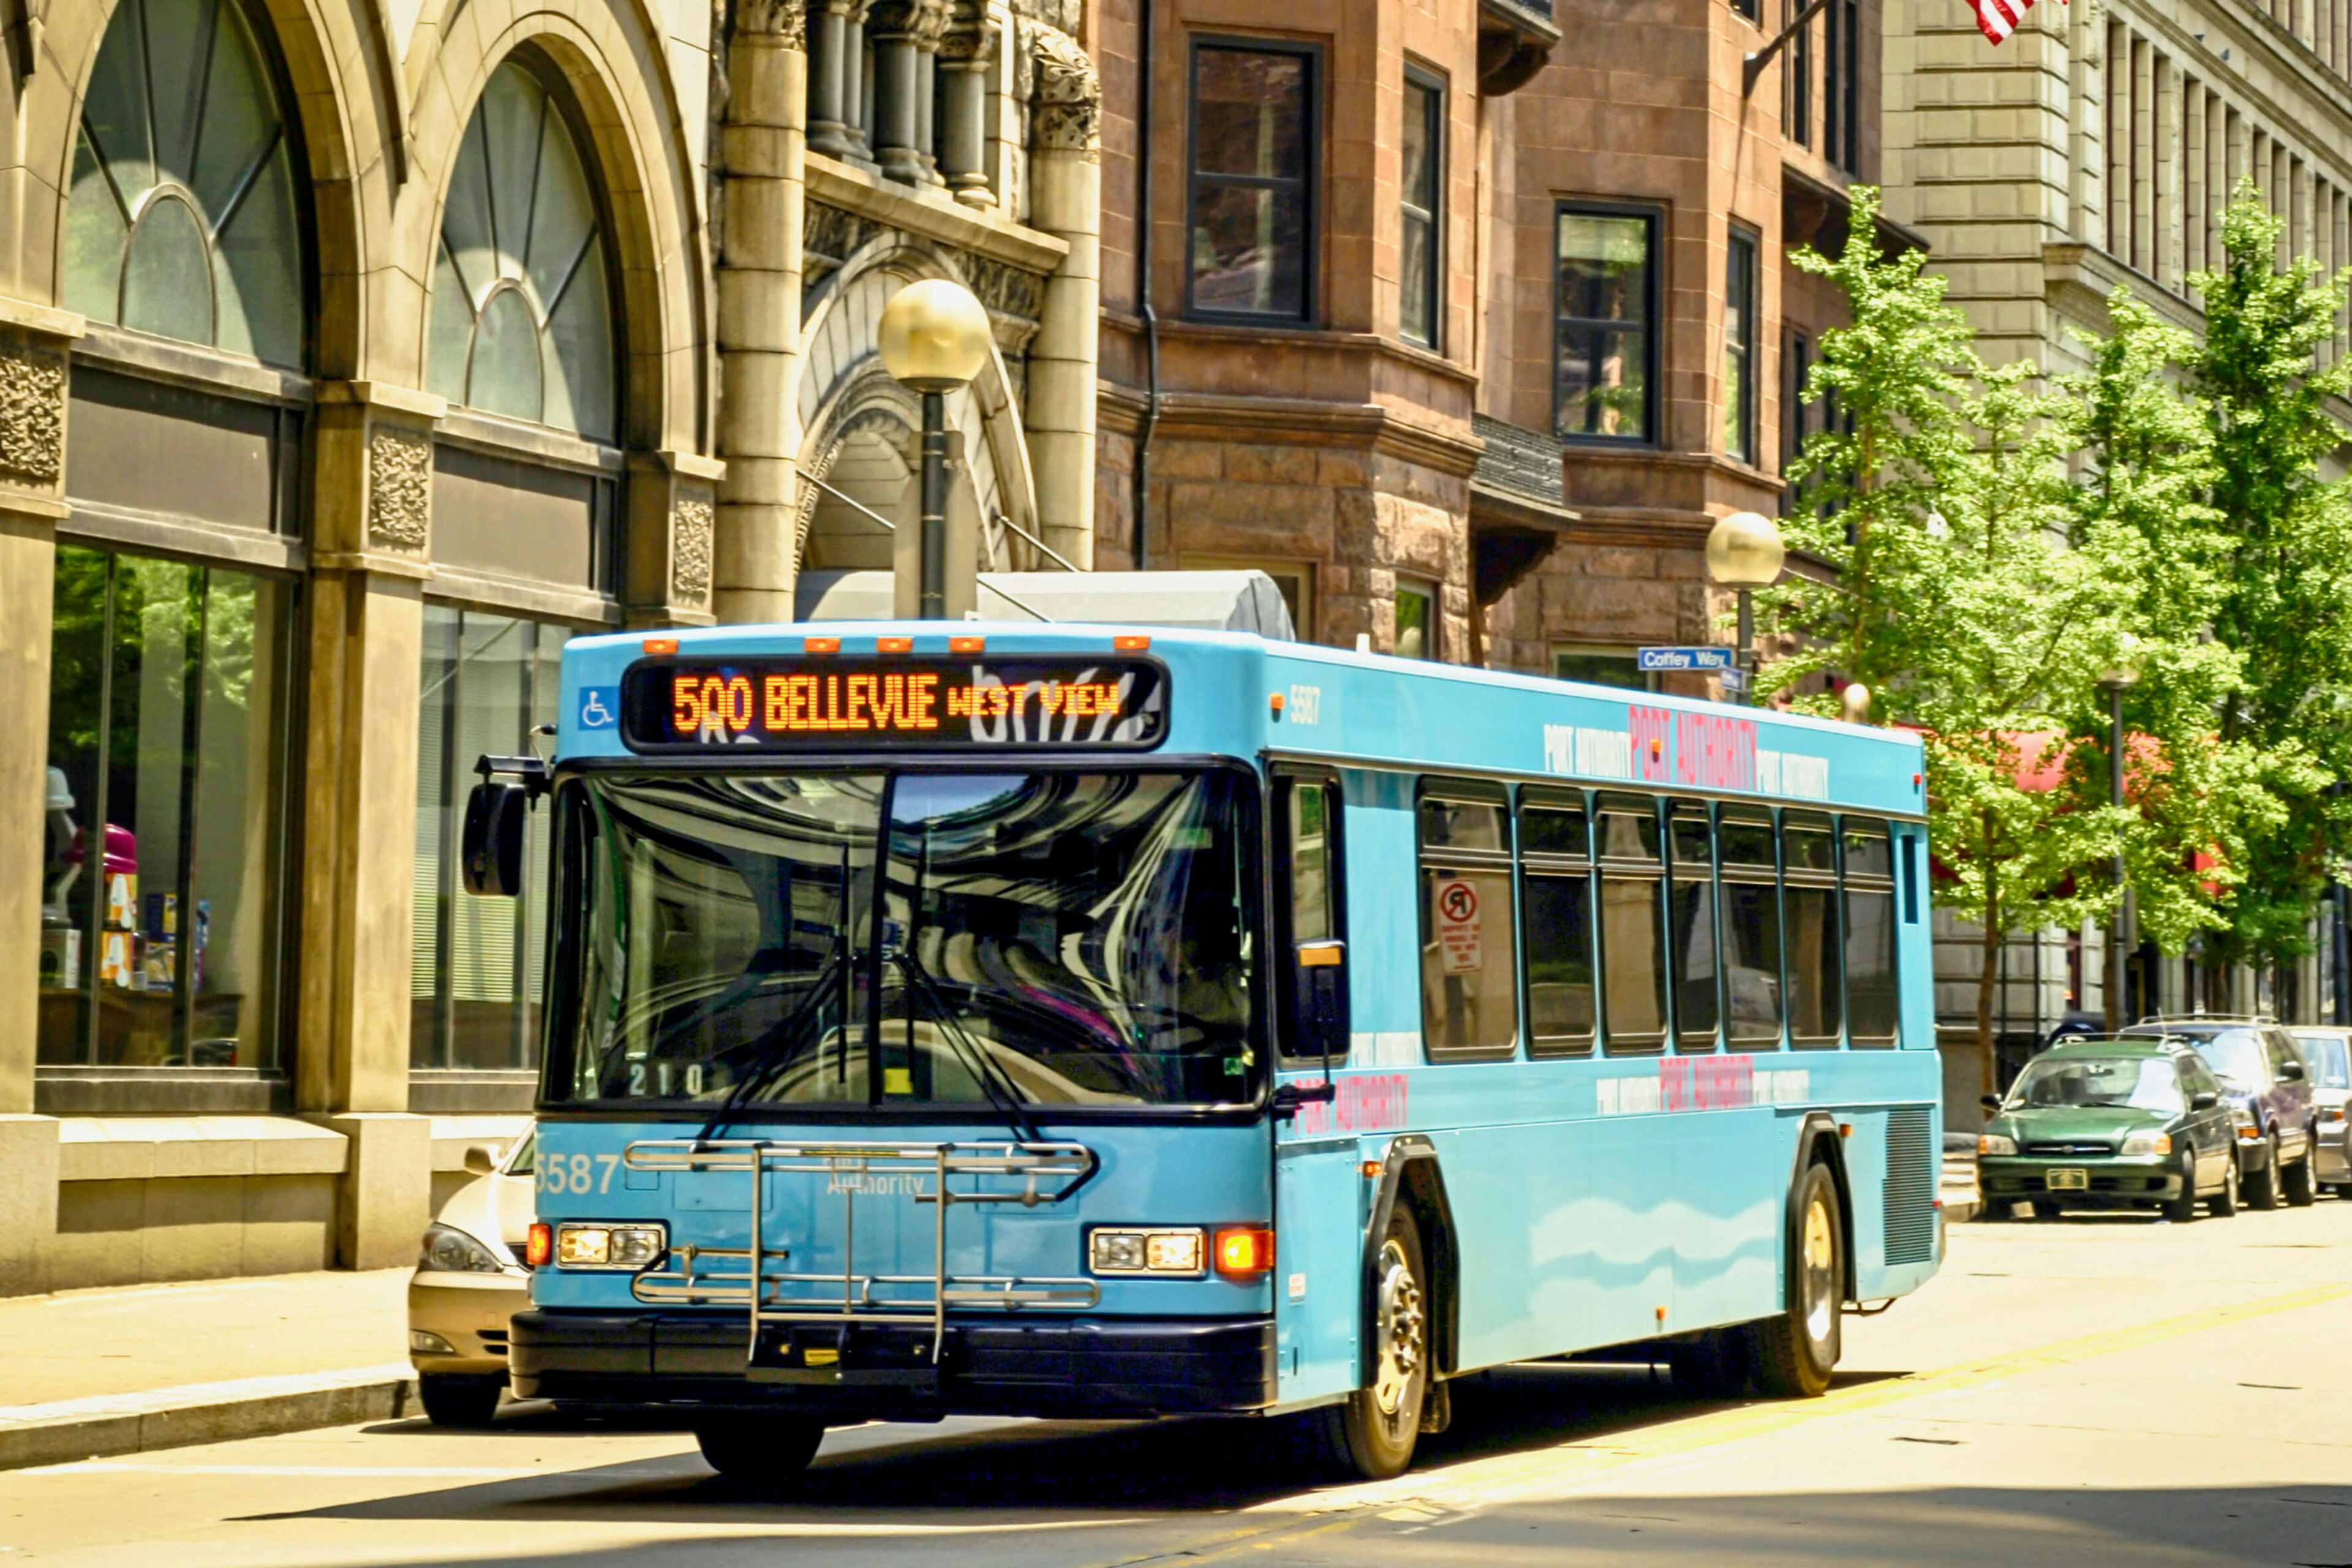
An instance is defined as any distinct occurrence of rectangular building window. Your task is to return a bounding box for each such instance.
[1668,801,1720,1050]
[1825,0,1861,172]
[1188,39,1317,322]
[39,546,292,1070]
[1719,809,1784,1047]
[1724,226,1758,464]
[1395,576,1438,659]
[1784,810,1843,1046]
[1783,328,1812,503]
[1520,793,1596,1055]
[1843,818,1899,1043]
[1788,0,1812,148]
[1553,645,1648,690]
[1596,793,1668,1053]
[1401,70,1443,349]
[1732,0,1760,24]
[1555,205,1658,443]
[412,605,568,1071]
[1418,786,1519,1059]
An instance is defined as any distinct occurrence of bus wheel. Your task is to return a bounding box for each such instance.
[694,1412,826,1488]
[1318,1206,1430,1481]
[1753,1161,1842,1399]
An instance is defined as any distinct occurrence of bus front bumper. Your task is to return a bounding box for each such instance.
[509,1310,1279,1418]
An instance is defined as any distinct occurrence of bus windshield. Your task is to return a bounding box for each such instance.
[547,768,1258,1111]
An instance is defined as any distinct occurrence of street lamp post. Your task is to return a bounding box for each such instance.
[1703,511,1787,706]
[2099,650,2141,1031]
[878,279,993,619]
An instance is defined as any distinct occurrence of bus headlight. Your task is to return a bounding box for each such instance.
[1089,1227,1205,1276]
[553,1221,666,1269]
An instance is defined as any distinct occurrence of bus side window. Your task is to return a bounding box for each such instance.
[1417,783,1519,1060]
[1278,776,1349,1063]
[1842,817,1898,1046]
[1785,811,1843,1048]
[1519,791,1595,1057]
[1719,808,1784,1050]
[1596,793,1667,1055]
[1668,801,1720,1053]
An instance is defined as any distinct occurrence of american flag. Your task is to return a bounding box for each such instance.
[1972,0,2061,45]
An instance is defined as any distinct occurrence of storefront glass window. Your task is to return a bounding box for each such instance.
[62,0,304,367]
[39,546,291,1068]
[426,61,619,443]
[411,606,568,1071]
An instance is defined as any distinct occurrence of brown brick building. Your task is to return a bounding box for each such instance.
[1087,0,1904,685]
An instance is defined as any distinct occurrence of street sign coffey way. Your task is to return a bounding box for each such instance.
[1636,646,1735,672]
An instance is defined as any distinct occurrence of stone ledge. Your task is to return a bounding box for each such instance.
[55,1117,350,1184]
[0,1363,417,1472]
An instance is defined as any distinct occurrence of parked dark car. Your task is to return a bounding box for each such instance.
[2288,1028,2352,1197]
[2122,1019,2317,1208]
[1977,1038,2239,1221]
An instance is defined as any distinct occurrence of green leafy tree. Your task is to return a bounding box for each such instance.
[2187,183,2352,995]
[1773,189,2138,1094]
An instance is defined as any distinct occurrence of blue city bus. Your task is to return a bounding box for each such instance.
[481,618,1941,1483]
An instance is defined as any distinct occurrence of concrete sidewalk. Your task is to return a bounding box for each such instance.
[0,1269,418,1471]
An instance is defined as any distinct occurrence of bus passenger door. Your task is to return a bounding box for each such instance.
[1273,771,1362,1403]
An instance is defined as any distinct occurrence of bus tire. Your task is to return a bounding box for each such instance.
[1752,1161,1842,1399]
[1668,1329,1749,1399]
[694,1412,826,1488]
[1316,1205,1430,1481]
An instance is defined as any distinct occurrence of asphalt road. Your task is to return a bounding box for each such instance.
[8,1200,2352,1567]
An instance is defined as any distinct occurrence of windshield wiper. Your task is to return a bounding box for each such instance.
[692,938,853,1144]
[889,946,1044,1144]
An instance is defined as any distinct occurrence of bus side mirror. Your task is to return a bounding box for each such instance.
[1297,941,1349,1061]
[2192,1090,2220,1111]
[461,782,529,897]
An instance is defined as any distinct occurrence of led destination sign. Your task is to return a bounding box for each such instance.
[618,656,1169,752]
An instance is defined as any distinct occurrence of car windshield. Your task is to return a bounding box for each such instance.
[2181,1029,2264,1089]
[503,1129,535,1175]
[2006,1055,2182,1113]
[2293,1033,2352,1090]
[546,769,1258,1110]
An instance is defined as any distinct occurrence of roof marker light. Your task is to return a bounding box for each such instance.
[877,636,913,653]
[642,638,679,655]
[1270,692,1286,718]
[950,635,986,654]
[805,636,841,654]
[1114,634,1152,652]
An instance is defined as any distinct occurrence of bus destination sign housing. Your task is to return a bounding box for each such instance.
[619,655,1170,753]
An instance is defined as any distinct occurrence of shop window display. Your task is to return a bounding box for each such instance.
[39,547,290,1068]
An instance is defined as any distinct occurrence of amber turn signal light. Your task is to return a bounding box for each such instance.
[1213,1226,1275,1277]
[526,1222,553,1268]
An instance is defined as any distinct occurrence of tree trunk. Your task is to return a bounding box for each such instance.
[1976,830,2003,1100]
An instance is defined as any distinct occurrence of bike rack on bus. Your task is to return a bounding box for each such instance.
[620,1139,1099,1377]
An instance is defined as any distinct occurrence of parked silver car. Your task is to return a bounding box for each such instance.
[408,1128,535,1425]
[2290,1029,2352,1196]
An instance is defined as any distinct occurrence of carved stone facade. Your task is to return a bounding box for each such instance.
[364,425,432,551]
[1027,22,1101,159]
[671,493,717,603]
[0,337,65,492]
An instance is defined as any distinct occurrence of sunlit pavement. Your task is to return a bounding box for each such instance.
[6,1201,2350,1566]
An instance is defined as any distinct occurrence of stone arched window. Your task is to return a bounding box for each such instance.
[61,0,306,367]
[426,61,618,444]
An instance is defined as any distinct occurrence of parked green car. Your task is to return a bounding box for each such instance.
[1977,1038,2241,1221]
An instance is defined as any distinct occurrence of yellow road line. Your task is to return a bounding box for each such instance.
[1095,1280,2352,1566]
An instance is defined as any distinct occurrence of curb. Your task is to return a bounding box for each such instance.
[0,1363,420,1472]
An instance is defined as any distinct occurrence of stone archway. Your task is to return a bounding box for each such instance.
[799,405,916,571]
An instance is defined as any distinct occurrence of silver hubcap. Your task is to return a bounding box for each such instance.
[1371,1238,1425,1419]
[1800,1194,1837,1345]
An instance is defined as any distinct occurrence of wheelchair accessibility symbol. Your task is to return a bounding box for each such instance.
[578,687,617,729]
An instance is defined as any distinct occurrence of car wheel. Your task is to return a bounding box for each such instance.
[2209,1153,2241,1217]
[1752,1163,1843,1399]
[694,1414,827,1488]
[1313,1204,1431,1480]
[2283,1143,2318,1207]
[2246,1133,2282,1210]
[417,1374,503,1428]
[2164,1154,2201,1224]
